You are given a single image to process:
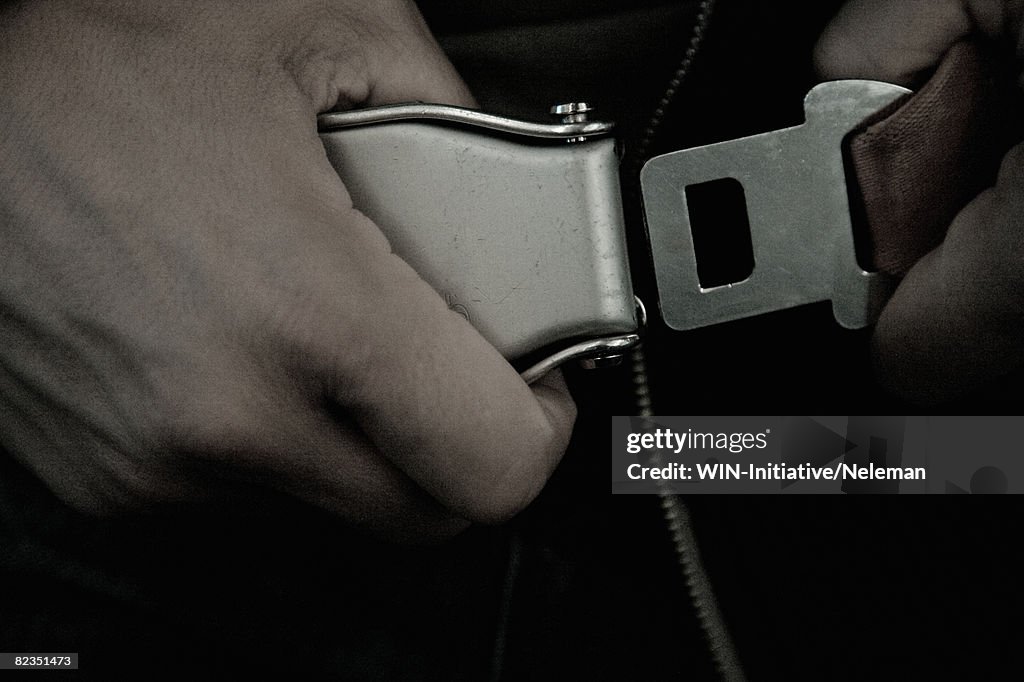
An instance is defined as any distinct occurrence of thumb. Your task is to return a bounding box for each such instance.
[814,0,984,84]
[872,142,1024,404]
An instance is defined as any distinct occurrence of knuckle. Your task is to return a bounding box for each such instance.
[268,1,422,111]
[56,442,181,515]
[277,38,371,111]
[267,0,445,110]
[462,424,572,525]
[466,464,546,525]
[140,370,254,457]
[105,460,179,510]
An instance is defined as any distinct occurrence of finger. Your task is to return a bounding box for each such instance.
[814,0,977,84]
[271,2,569,520]
[873,142,1024,403]
[158,376,472,542]
[294,210,576,525]
[362,3,478,108]
[257,414,472,543]
[280,0,477,112]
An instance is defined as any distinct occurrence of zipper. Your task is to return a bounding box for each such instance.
[631,349,746,682]
[625,2,747,680]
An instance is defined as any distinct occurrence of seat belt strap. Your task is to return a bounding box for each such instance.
[848,41,1020,277]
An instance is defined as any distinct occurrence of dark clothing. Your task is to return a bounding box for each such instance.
[2,2,1021,679]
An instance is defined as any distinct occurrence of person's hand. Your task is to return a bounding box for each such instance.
[0,1,576,540]
[815,0,1024,404]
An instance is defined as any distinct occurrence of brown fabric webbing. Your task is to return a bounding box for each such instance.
[848,42,1021,277]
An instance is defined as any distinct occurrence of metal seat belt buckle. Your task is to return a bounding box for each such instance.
[316,80,909,380]
[641,80,910,330]
[318,104,641,382]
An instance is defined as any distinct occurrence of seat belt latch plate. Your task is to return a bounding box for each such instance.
[641,80,910,331]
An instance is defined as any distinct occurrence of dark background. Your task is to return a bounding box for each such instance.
[2,1,1022,679]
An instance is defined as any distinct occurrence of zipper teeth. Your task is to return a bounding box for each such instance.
[627,0,719,178]
[659,485,747,682]
[632,345,745,682]
[626,3,744,679]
